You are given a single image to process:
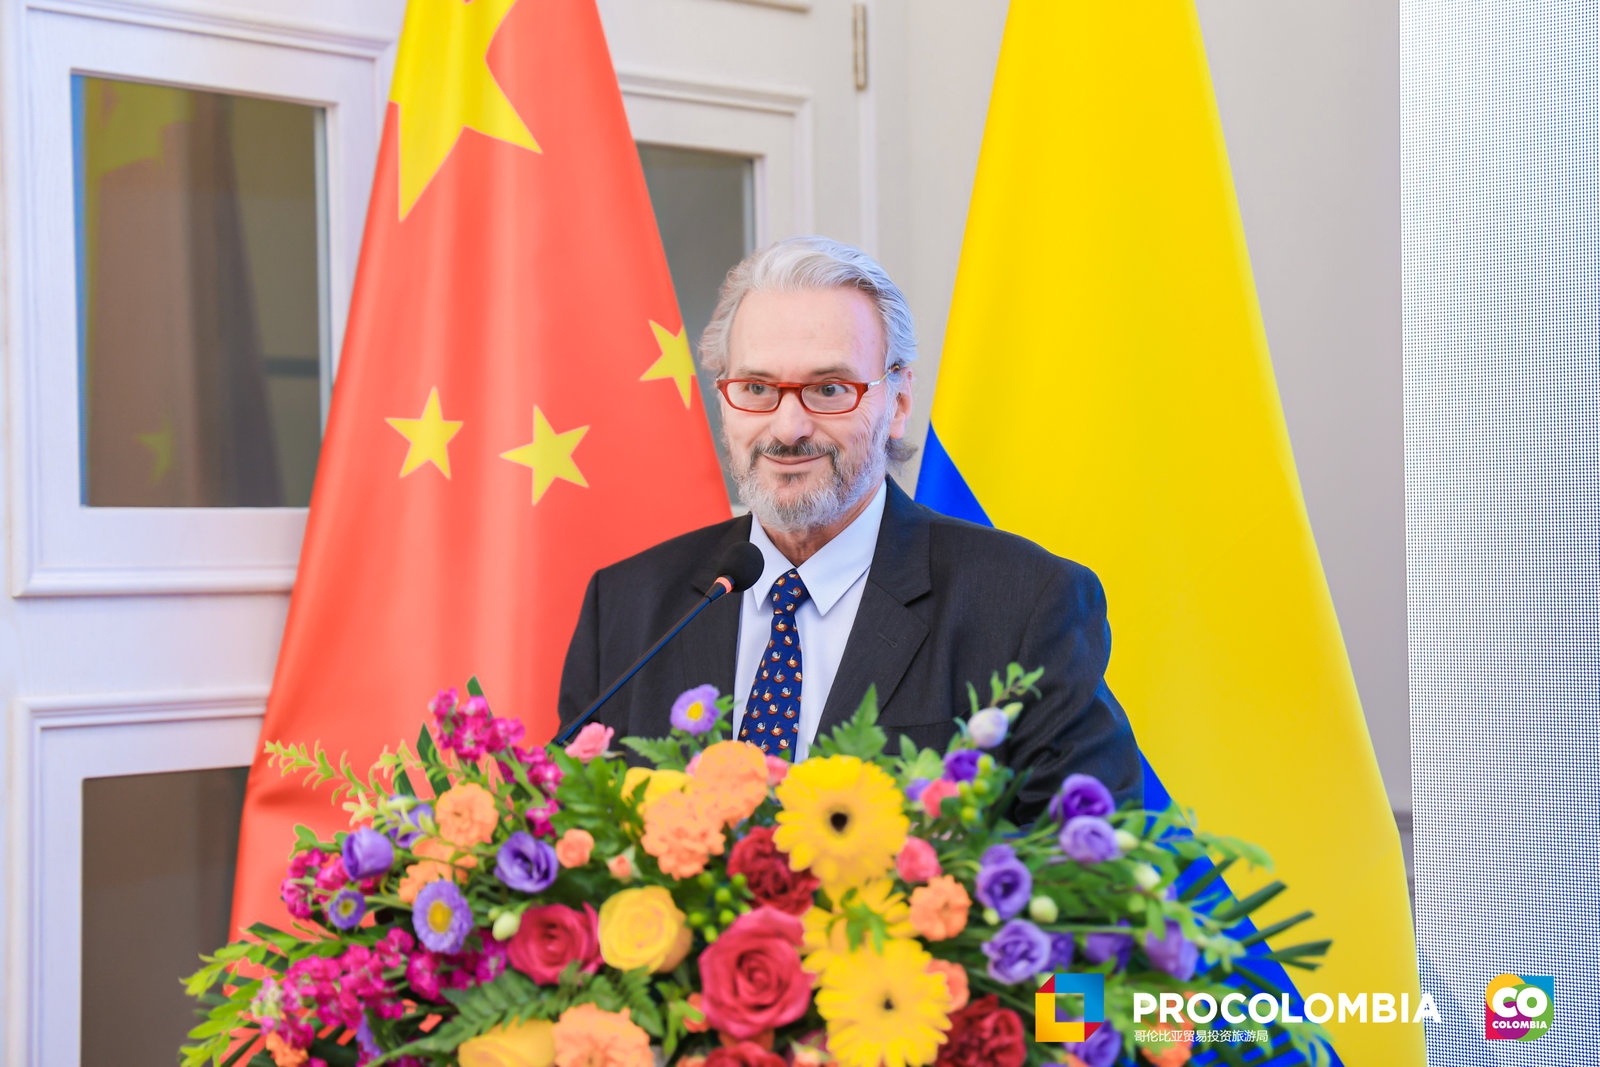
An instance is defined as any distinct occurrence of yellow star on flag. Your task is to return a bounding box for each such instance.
[386,387,464,478]
[641,320,697,408]
[389,0,540,218]
[500,407,589,504]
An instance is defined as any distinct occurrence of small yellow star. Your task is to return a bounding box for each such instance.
[499,406,589,504]
[389,0,540,218]
[386,387,464,478]
[641,320,697,408]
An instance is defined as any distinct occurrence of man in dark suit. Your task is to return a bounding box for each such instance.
[558,237,1141,820]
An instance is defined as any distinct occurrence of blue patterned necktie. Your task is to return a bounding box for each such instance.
[741,569,808,759]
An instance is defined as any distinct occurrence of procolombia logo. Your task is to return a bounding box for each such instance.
[1133,990,1440,1027]
[1485,974,1553,1042]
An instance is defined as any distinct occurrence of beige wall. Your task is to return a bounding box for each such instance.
[874,0,1411,814]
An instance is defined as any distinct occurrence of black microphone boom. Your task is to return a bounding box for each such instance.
[553,542,765,745]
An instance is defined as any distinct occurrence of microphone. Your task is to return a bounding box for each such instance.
[553,542,766,745]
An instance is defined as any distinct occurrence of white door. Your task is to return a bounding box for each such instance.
[0,1,870,1064]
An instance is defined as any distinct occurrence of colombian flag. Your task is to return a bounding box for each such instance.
[230,0,730,931]
[916,4,1423,1064]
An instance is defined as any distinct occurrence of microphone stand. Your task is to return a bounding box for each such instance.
[553,577,738,746]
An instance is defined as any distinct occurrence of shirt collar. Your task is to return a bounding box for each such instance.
[747,481,887,617]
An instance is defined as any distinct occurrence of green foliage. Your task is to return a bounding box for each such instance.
[809,684,886,760]
[620,734,686,770]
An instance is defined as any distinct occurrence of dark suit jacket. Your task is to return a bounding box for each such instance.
[557,479,1142,821]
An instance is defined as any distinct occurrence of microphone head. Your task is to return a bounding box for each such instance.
[716,542,767,594]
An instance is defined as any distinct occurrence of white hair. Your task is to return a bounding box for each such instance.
[699,236,918,466]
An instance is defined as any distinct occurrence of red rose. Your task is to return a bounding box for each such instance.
[697,907,813,1039]
[934,994,1026,1067]
[506,903,600,984]
[728,826,819,916]
[704,1043,786,1067]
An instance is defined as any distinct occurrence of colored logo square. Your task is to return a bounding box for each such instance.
[1036,973,1105,1043]
[1485,974,1553,1042]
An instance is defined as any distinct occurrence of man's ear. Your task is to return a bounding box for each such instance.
[889,368,915,438]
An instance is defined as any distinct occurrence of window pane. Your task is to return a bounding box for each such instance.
[636,144,755,502]
[81,767,249,1065]
[73,77,326,507]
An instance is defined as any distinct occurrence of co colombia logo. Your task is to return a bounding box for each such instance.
[1485,974,1553,1042]
[1036,973,1104,1042]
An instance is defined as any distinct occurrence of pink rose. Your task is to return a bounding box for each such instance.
[564,722,613,762]
[697,907,812,1039]
[896,836,942,883]
[506,903,601,984]
[921,779,961,818]
[763,756,789,787]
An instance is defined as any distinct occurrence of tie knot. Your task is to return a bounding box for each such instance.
[769,569,808,610]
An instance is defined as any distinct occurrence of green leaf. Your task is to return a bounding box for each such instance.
[619,735,684,770]
[416,725,452,795]
[467,676,485,698]
[810,685,886,760]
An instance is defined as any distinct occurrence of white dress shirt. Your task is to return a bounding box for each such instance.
[732,482,888,761]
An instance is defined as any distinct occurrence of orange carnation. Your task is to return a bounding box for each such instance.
[691,741,770,827]
[640,788,726,879]
[556,828,595,868]
[927,958,970,1011]
[436,783,500,847]
[552,1003,653,1067]
[908,874,971,941]
[397,836,478,903]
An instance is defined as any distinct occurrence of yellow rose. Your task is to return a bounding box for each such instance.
[597,886,692,973]
[458,1019,555,1067]
[622,767,690,812]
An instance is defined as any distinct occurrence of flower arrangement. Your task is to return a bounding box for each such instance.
[183,666,1333,1067]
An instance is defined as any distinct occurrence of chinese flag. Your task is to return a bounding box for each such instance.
[230,0,730,930]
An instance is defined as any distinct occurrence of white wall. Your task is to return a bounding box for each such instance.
[872,0,1411,816]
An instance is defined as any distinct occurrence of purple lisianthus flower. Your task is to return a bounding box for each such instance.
[1062,1023,1121,1067]
[981,918,1052,984]
[975,844,1032,920]
[495,831,558,894]
[967,707,1009,749]
[942,749,982,783]
[327,888,366,930]
[342,827,394,880]
[1082,923,1133,973]
[355,1016,381,1061]
[412,881,473,953]
[390,801,433,848]
[670,684,722,734]
[1060,816,1120,864]
[1145,919,1200,981]
[905,777,931,802]
[1047,931,1075,971]
[1048,773,1115,825]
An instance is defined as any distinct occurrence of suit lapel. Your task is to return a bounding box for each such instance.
[674,514,754,710]
[816,480,934,737]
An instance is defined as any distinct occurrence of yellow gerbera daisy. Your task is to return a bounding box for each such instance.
[802,879,915,975]
[773,755,908,893]
[814,938,954,1067]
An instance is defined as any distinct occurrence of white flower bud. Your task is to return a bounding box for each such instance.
[1114,830,1140,853]
[1028,895,1060,924]
[1132,863,1162,891]
[491,910,522,941]
[967,708,1010,749]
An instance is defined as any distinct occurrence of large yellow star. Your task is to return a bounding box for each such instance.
[386,387,464,478]
[499,407,589,504]
[641,320,697,408]
[389,0,540,218]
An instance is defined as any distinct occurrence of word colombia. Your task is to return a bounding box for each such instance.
[1134,990,1440,1027]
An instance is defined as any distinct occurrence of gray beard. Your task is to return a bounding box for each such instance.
[726,408,891,535]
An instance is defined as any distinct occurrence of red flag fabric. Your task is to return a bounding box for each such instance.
[231,0,730,931]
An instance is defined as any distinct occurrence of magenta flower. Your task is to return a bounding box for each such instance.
[525,797,561,838]
[670,685,722,734]
[412,881,473,953]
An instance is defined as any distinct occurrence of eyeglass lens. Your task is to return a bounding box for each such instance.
[726,381,861,413]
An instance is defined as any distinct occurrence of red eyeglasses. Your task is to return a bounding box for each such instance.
[716,370,897,415]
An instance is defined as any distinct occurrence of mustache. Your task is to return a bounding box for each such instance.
[750,439,839,463]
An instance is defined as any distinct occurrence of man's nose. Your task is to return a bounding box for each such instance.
[766,389,817,442]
